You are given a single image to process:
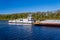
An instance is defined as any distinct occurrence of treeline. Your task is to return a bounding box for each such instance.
[0,13,28,20]
[0,10,60,20]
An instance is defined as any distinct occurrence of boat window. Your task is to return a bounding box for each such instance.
[28,20,33,21]
[20,19,23,21]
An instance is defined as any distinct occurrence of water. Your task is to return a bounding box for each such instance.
[0,21,60,40]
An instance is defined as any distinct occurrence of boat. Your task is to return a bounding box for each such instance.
[8,14,34,24]
[34,20,60,26]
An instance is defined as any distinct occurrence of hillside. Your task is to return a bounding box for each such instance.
[0,10,60,20]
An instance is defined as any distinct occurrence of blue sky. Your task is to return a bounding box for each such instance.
[0,0,60,14]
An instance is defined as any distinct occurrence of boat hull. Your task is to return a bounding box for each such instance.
[8,23,33,25]
[8,20,33,24]
[34,23,60,27]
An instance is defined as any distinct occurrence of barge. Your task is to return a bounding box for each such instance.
[34,20,60,26]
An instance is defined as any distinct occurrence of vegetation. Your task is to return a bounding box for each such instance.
[0,10,60,20]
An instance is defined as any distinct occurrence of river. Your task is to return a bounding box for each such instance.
[0,20,60,40]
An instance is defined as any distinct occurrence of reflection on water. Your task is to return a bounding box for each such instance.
[23,25,32,32]
[8,23,33,40]
[22,25,32,40]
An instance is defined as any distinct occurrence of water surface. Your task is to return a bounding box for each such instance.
[0,20,60,40]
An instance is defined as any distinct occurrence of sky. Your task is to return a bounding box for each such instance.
[0,0,60,14]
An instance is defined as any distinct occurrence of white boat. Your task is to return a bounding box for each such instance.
[8,14,34,24]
